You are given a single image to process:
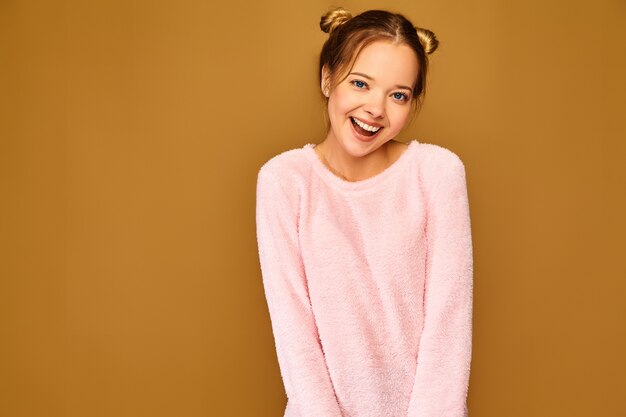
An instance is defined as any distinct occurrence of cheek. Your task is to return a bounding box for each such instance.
[389,106,412,130]
[327,101,340,124]
[329,89,354,115]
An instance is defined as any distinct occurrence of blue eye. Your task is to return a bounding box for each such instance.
[351,79,367,89]
[393,92,409,101]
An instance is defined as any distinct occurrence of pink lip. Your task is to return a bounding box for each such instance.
[350,117,382,142]
[351,116,384,128]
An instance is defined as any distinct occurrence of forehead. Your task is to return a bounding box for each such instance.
[351,40,419,86]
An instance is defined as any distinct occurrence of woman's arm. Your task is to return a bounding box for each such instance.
[256,167,344,417]
[406,154,474,417]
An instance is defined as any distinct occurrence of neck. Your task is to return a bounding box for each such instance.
[316,135,394,182]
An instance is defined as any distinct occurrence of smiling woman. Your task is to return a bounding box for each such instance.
[313,8,437,182]
[321,41,418,172]
[256,7,474,417]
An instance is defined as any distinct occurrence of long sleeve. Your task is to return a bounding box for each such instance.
[406,155,474,417]
[255,167,344,417]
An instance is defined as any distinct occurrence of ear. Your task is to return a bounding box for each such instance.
[321,65,331,97]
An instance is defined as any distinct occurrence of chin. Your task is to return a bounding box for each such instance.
[340,136,386,158]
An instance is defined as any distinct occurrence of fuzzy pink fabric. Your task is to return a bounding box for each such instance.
[255,139,473,417]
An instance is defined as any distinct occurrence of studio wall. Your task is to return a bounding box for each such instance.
[1,0,624,416]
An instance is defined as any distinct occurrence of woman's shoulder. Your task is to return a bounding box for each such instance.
[408,143,466,192]
[259,144,309,173]
[412,141,468,190]
[257,143,312,188]
[415,141,465,170]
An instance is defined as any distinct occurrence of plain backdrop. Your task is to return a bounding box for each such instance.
[1,0,625,416]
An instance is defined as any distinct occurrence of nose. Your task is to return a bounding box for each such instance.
[363,92,385,119]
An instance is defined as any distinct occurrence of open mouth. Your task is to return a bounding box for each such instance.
[350,117,382,138]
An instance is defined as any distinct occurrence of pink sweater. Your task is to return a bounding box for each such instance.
[255,139,473,417]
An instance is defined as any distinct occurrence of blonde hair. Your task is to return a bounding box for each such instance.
[319,7,438,105]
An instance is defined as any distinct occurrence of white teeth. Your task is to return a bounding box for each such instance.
[352,117,381,132]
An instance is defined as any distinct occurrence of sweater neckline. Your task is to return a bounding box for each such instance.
[303,139,418,191]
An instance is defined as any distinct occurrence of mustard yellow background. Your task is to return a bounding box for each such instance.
[1,0,625,416]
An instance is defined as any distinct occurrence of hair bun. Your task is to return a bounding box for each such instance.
[320,7,353,34]
[415,27,439,54]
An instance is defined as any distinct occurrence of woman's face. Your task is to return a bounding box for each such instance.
[323,40,419,158]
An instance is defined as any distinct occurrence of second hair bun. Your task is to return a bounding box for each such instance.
[415,27,439,54]
[320,7,352,34]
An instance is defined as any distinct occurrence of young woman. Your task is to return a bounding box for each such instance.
[256,7,473,417]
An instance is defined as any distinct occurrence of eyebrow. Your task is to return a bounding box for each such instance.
[349,72,414,93]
